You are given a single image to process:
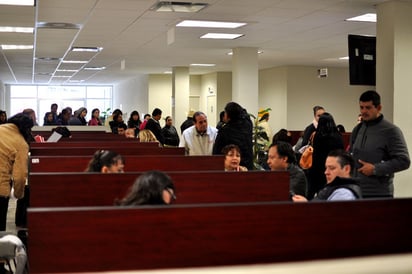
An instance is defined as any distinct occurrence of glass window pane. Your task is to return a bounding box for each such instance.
[38,86,86,99]
[87,87,105,98]
[10,98,38,121]
[10,86,37,98]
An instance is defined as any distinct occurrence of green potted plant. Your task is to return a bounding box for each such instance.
[100,108,111,124]
[250,108,272,169]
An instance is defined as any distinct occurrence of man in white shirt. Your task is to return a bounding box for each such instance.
[179,111,218,155]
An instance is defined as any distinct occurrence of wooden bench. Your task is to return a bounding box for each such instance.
[29,146,185,156]
[29,171,290,207]
[29,155,223,172]
[27,198,412,273]
[33,129,126,141]
[30,141,159,148]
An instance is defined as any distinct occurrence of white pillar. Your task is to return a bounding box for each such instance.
[377,1,412,197]
[172,67,190,132]
[232,47,259,115]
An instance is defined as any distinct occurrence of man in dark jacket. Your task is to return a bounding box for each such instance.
[293,149,362,201]
[350,90,410,198]
[267,142,307,197]
[145,108,164,145]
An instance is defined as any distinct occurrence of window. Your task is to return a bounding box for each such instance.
[9,85,112,125]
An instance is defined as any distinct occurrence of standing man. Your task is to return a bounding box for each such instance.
[267,142,307,197]
[145,108,164,145]
[350,90,410,198]
[180,110,195,134]
[179,111,217,155]
[293,149,362,202]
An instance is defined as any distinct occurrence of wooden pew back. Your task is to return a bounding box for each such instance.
[28,198,412,273]
[30,141,159,148]
[29,171,290,207]
[29,146,185,156]
[29,155,223,172]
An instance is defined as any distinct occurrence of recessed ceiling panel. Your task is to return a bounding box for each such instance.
[35,28,79,58]
[57,62,85,71]
[34,73,52,83]
[64,51,97,62]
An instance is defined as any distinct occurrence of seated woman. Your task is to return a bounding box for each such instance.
[222,144,248,172]
[85,150,125,173]
[138,129,158,143]
[115,170,176,205]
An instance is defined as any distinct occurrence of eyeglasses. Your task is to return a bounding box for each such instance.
[165,188,177,201]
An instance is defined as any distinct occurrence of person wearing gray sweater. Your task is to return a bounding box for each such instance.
[350,90,410,198]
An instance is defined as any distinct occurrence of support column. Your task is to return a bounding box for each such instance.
[232,47,259,115]
[172,67,190,132]
[377,1,412,196]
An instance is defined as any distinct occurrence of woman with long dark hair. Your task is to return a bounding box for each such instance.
[213,102,254,170]
[115,171,176,205]
[306,112,344,199]
[127,110,141,137]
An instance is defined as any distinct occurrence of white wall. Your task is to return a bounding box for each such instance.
[259,67,288,134]
[259,66,375,133]
[113,74,149,120]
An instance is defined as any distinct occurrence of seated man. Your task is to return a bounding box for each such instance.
[267,142,307,197]
[293,149,362,202]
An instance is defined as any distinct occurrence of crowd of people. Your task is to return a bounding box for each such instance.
[0,89,410,273]
[1,90,410,205]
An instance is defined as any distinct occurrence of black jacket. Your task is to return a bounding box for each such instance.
[213,117,253,170]
[180,118,194,134]
[314,177,362,200]
[161,125,180,146]
[145,118,164,145]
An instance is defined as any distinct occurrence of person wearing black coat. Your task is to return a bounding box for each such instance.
[145,108,164,145]
[306,112,344,199]
[180,110,195,134]
[161,116,180,147]
[213,102,254,170]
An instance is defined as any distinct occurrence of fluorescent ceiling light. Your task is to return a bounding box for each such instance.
[177,20,246,29]
[227,50,263,56]
[0,0,34,6]
[163,71,172,74]
[37,22,81,29]
[71,47,103,52]
[56,69,78,72]
[0,26,34,33]
[339,56,349,60]
[151,1,208,13]
[61,60,88,64]
[83,66,106,71]
[346,13,376,23]
[201,33,244,39]
[190,63,215,67]
[1,44,33,50]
